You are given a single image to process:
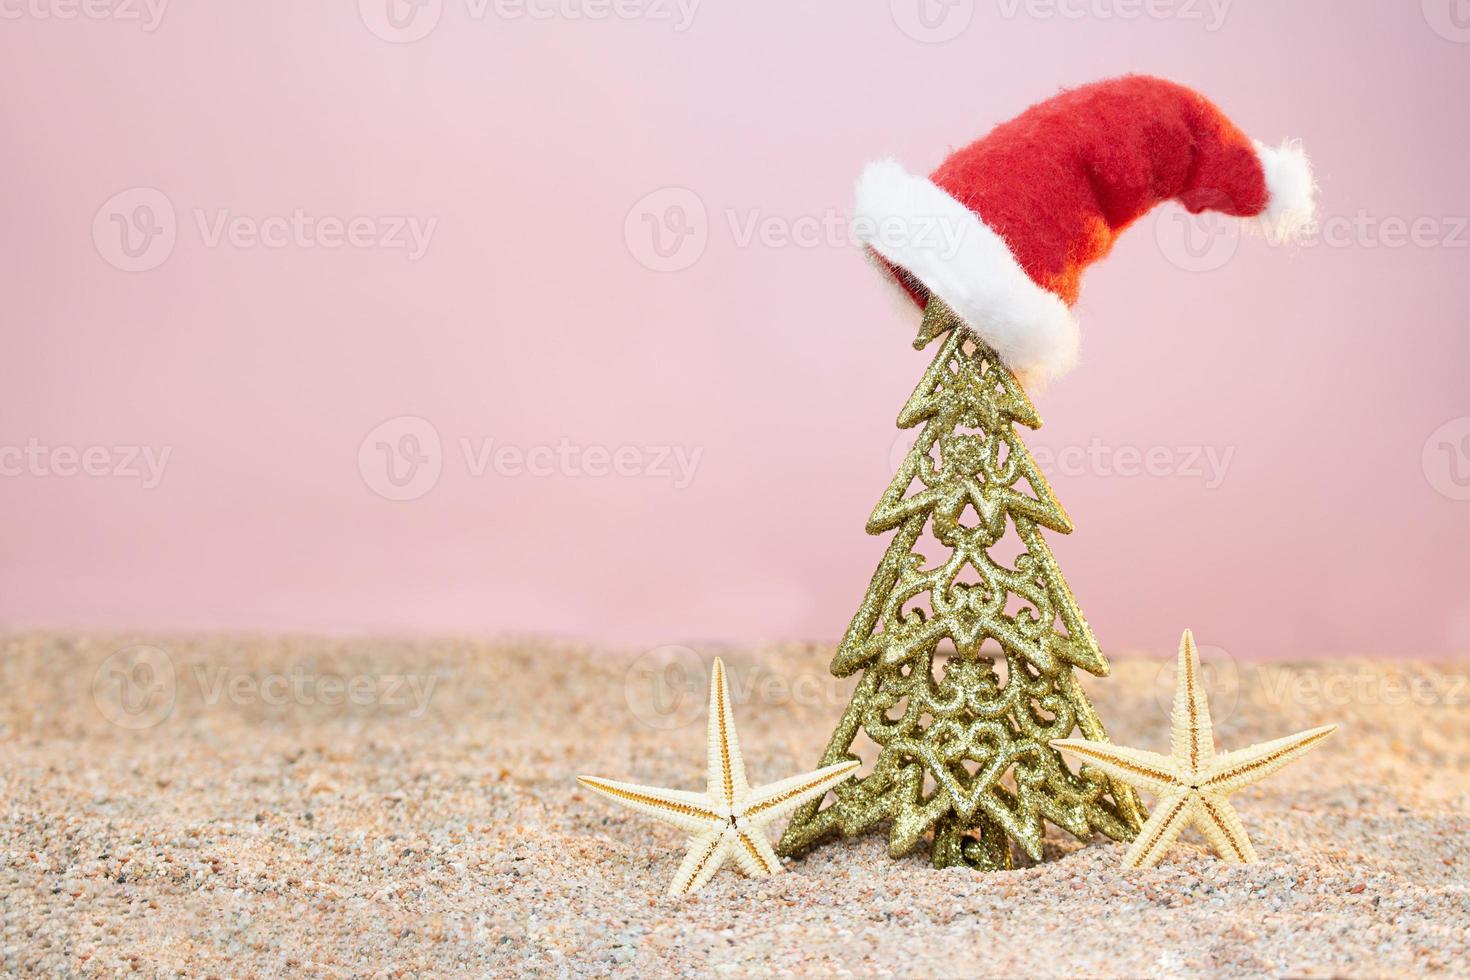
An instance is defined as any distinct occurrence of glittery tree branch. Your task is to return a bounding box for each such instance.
[778,297,1145,870]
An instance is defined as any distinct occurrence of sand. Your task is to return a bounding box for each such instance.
[1,633,1467,977]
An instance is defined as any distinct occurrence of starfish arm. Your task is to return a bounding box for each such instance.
[1170,629,1216,776]
[575,775,720,834]
[1122,791,1196,869]
[743,759,861,830]
[729,827,782,879]
[706,658,749,806]
[1203,724,1337,795]
[1193,793,1258,864]
[668,830,730,897]
[1050,738,1181,798]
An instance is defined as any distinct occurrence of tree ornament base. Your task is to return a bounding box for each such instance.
[931,814,1014,871]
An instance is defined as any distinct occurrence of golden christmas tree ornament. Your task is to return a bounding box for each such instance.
[777,297,1145,871]
[1053,629,1337,868]
[578,658,860,896]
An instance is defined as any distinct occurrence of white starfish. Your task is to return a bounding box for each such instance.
[578,657,859,896]
[1053,629,1337,869]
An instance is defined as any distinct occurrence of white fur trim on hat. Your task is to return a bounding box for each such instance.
[853,159,1080,386]
[1252,139,1317,243]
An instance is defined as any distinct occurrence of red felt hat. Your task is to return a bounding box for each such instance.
[855,75,1317,385]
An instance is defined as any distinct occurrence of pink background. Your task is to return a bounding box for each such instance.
[3,2,1468,660]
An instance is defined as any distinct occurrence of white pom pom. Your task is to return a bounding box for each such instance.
[1252,139,1318,243]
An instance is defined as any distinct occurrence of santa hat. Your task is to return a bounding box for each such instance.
[856,75,1317,385]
